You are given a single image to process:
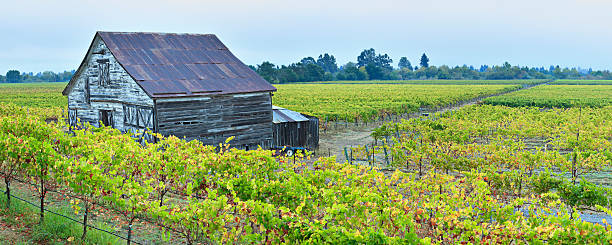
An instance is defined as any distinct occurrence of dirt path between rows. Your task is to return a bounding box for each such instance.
[316,83,546,162]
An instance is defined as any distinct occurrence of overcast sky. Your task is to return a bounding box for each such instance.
[1,0,612,73]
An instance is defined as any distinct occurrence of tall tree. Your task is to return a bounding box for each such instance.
[256,62,277,83]
[419,53,429,68]
[375,53,393,71]
[357,48,393,73]
[398,57,413,70]
[337,62,368,80]
[5,70,21,83]
[357,48,377,67]
[300,57,316,65]
[365,64,384,80]
[316,53,338,73]
[303,63,325,81]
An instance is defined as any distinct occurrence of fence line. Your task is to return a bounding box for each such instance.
[0,180,146,245]
[0,187,142,244]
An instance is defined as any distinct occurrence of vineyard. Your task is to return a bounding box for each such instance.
[483,85,612,108]
[299,79,547,85]
[1,102,611,244]
[0,80,612,244]
[0,83,67,108]
[274,84,520,122]
[551,80,612,85]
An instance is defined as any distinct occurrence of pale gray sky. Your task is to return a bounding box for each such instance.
[1,0,612,73]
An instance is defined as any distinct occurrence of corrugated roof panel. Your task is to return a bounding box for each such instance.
[97,32,276,98]
[272,106,309,123]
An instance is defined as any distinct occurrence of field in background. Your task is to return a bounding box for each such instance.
[551,79,612,85]
[483,85,612,108]
[297,79,546,85]
[274,84,520,121]
[0,82,67,108]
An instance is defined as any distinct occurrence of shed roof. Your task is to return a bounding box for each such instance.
[64,31,276,98]
[272,106,309,123]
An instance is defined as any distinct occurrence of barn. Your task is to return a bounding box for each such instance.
[62,31,277,149]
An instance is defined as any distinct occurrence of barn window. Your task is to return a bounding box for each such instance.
[123,104,154,129]
[97,59,110,86]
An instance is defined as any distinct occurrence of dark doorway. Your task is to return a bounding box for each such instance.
[99,110,113,127]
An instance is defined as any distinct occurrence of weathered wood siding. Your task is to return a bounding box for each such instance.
[272,117,319,150]
[304,115,320,149]
[272,121,308,148]
[155,92,273,149]
[66,36,154,134]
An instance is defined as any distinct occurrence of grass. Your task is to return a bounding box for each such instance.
[0,186,123,245]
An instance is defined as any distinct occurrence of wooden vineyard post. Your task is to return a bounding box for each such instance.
[345,116,348,128]
[344,147,351,165]
[383,140,389,165]
[324,116,327,134]
[4,180,9,208]
[127,223,132,245]
[365,145,371,165]
[372,143,375,166]
[349,147,353,164]
[82,202,89,240]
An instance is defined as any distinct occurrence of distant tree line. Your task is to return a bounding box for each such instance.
[251,49,612,83]
[0,70,75,83]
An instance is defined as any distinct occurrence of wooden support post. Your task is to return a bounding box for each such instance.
[365,145,371,164]
[344,147,350,164]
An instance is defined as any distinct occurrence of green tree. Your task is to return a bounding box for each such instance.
[277,66,299,83]
[357,48,377,67]
[398,57,412,70]
[337,62,368,80]
[6,70,21,83]
[316,53,338,73]
[303,63,325,81]
[256,62,277,83]
[419,53,429,68]
[365,64,385,80]
[300,57,316,65]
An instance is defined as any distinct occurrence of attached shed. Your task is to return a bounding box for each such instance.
[63,31,277,149]
[272,106,319,150]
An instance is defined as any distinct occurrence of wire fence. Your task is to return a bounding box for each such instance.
[0,177,170,245]
[0,187,139,244]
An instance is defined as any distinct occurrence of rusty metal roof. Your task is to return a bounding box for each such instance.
[97,32,276,98]
[272,106,309,123]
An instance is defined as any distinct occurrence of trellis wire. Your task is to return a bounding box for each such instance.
[0,187,142,244]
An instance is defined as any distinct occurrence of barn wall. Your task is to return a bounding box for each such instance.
[155,92,273,149]
[66,35,154,133]
[272,121,308,148]
[304,115,320,149]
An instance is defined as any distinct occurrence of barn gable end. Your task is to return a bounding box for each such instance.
[64,34,154,133]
